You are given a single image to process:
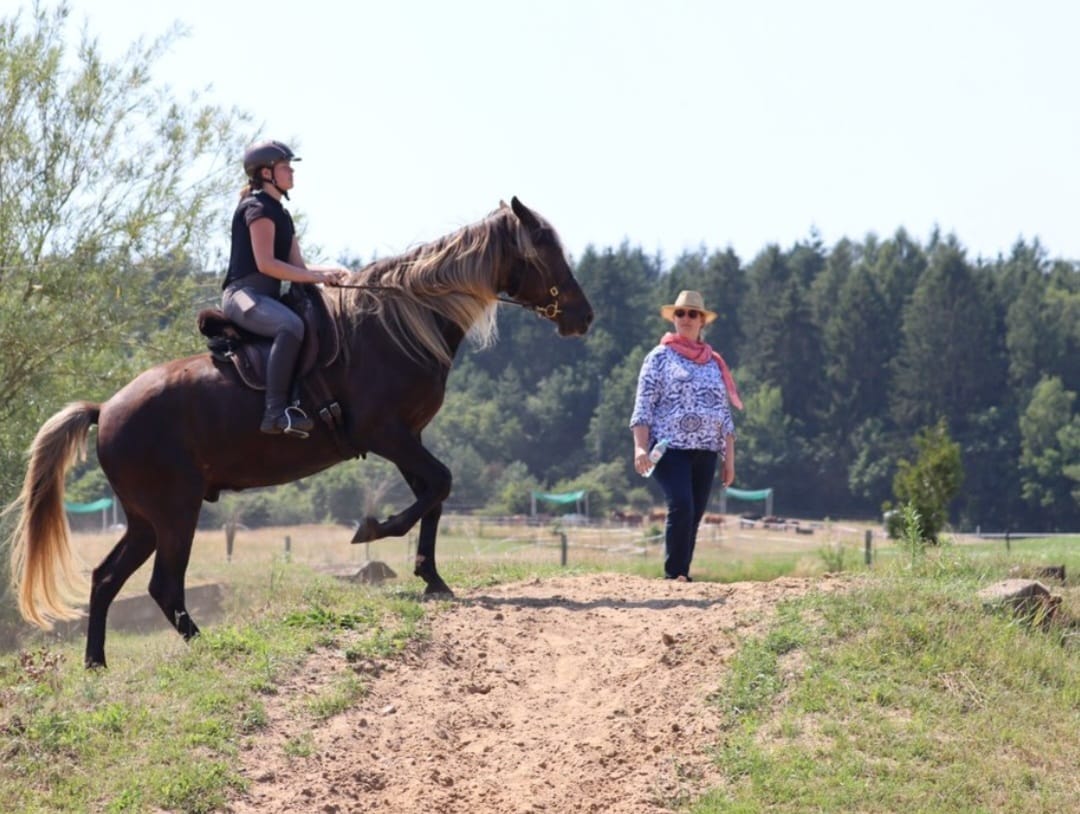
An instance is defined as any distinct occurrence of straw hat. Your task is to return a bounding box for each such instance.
[659,290,717,324]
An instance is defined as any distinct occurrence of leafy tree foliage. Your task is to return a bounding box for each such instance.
[0,3,246,497]
[585,353,646,471]
[846,417,899,510]
[891,420,963,542]
[731,382,798,503]
[1019,377,1080,528]
[955,406,1021,531]
[822,265,892,426]
[482,461,542,516]
[867,229,926,362]
[741,246,823,428]
[891,242,1003,434]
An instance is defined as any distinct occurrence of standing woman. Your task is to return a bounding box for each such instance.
[629,290,742,581]
[222,140,350,436]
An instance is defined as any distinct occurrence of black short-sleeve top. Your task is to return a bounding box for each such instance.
[223,191,296,294]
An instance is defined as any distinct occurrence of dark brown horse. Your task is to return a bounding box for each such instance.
[7,197,593,667]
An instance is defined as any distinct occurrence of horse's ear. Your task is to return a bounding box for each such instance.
[510,196,540,230]
[499,199,509,209]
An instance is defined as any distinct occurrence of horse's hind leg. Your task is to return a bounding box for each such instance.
[146,500,203,641]
[86,513,156,668]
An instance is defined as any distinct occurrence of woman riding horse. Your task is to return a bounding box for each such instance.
[7,196,593,668]
[222,140,351,436]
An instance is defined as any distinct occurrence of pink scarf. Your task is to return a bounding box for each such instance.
[661,333,743,410]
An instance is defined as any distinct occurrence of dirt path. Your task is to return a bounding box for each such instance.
[226,573,838,814]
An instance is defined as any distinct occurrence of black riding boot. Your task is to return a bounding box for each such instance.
[260,333,314,437]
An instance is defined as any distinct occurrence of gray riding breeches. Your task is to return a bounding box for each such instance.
[222,286,304,342]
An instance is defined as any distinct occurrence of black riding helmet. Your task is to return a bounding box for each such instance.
[243,140,301,197]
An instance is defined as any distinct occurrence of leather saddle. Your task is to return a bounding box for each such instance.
[197,284,340,391]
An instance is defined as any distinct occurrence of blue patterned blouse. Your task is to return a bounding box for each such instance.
[629,346,736,454]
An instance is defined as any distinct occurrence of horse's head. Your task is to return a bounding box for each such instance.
[501,197,594,336]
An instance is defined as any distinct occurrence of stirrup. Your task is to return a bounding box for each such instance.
[281,405,312,439]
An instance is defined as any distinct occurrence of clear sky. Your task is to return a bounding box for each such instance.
[67,0,1080,267]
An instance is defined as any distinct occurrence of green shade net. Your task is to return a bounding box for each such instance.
[64,498,113,513]
[723,488,772,501]
[532,490,586,505]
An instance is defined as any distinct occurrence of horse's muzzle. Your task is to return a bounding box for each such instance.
[557,304,594,336]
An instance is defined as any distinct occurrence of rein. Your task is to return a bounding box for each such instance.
[329,280,564,320]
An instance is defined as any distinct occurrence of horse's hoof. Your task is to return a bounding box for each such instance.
[423,583,454,598]
[351,517,379,543]
[85,658,107,670]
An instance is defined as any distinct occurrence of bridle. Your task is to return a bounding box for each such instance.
[494,244,567,321]
[496,285,562,320]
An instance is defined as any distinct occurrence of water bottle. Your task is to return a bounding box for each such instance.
[641,438,669,478]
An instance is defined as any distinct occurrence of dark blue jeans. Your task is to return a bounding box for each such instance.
[652,447,718,580]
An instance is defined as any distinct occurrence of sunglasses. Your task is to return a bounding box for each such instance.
[673,309,701,319]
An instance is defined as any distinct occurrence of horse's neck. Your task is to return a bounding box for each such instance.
[351,216,511,365]
[437,313,467,360]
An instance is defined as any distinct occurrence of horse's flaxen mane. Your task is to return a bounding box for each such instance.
[328,204,526,367]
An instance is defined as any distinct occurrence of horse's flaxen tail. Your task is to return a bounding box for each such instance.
[5,401,100,629]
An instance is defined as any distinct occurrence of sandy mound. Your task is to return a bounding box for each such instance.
[227,572,842,814]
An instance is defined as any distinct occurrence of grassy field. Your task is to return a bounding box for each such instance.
[64,512,891,586]
[696,533,1080,813]
[36,515,883,628]
[0,518,1076,813]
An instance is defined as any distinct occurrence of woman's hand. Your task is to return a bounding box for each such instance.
[319,268,351,286]
[633,446,651,476]
[631,425,652,475]
[721,456,735,487]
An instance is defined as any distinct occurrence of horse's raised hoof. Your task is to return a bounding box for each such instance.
[351,517,380,544]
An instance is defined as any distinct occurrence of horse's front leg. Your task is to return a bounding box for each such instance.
[397,466,451,595]
[351,428,452,593]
